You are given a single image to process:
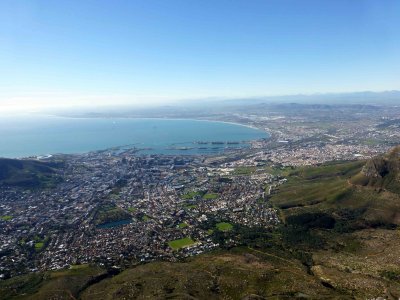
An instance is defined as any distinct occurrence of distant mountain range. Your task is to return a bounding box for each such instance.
[210,90,400,106]
[52,90,400,119]
[47,90,400,117]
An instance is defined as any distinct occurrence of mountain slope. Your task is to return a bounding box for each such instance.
[351,146,400,193]
[0,158,62,188]
[270,152,400,227]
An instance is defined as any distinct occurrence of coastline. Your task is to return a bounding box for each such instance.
[193,118,263,132]
[48,114,264,131]
[0,116,268,159]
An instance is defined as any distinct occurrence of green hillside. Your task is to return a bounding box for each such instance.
[351,146,400,193]
[270,157,400,228]
[0,158,62,188]
[0,264,109,300]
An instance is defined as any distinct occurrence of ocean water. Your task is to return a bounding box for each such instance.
[0,115,267,158]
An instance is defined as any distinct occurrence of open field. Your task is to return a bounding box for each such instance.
[216,222,233,231]
[181,191,205,199]
[168,237,195,250]
[203,193,219,200]
[0,215,13,221]
[178,222,188,228]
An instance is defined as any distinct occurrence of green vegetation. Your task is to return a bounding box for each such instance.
[0,264,108,300]
[271,158,400,229]
[233,165,293,176]
[184,204,197,209]
[232,166,256,175]
[142,215,150,221]
[32,235,49,252]
[264,165,293,176]
[270,160,363,211]
[341,237,362,253]
[178,222,188,228]
[0,158,63,188]
[127,207,136,212]
[203,193,219,200]
[0,215,13,221]
[79,251,340,300]
[93,203,131,226]
[34,242,44,251]
[351,146,400,194]
[0,273,44,299]
[181,190,205,199]
[182,190,218,200]
[168,237,195,250]
[69,264,90,270]
[380,270,400,281]
[216,222,233,232]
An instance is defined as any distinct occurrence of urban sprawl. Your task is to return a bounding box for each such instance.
[1,103,399,279]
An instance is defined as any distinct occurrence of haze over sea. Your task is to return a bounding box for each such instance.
[0,116,267,158]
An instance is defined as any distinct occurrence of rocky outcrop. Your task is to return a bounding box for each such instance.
[351,146,400,193]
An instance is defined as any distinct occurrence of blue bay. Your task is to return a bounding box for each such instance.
[0,116,267,158]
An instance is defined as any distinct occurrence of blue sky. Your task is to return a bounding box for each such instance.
[0,0,399,110]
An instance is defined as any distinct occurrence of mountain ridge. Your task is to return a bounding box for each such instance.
[351,146,400,193]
